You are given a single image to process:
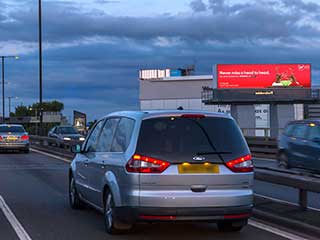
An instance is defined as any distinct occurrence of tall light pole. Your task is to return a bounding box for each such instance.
[1,56,19,123]
[38,0,43,135]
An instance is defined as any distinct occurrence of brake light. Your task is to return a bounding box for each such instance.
[0,136,3,141]
[126,154,170,173]
[225,155,253,173]
[21,135,29,141]
[181,114,205,119]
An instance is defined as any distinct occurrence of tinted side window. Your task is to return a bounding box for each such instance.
[85,120,105,152]
[111,118,135,152]
[292,124,308,139]
[96,118,120,152]
[308,125,320,140]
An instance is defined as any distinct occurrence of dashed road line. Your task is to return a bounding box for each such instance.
[255,193,320,212]
[249,219,310,240]
[0,195,32,240]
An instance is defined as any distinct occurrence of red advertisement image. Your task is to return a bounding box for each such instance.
[217,64,311,89]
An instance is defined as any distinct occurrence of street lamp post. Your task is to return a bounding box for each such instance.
[1,56,19,123]
[38,0,43,135]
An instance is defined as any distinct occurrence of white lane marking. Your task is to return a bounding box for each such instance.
[249,219,309,240]
[255,193,320,212]
[30,148,71,163]
[0,195,32,240]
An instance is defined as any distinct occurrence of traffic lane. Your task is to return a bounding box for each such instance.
[0,211,18,240]
[0,152,289,240]
[254,180,320,210]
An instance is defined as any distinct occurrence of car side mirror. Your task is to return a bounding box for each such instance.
[71,144,82,154]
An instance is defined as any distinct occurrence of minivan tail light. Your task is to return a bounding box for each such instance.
[21,135,29,141]
[126,154,170,173]
[225,155,253,173]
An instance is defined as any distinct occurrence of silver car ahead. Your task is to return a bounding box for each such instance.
[69,111,253,234]
[0,124,30,153]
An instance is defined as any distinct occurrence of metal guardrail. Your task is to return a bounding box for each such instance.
[255,167,320,210]
[29,135,80,158]
[245,136,278,159]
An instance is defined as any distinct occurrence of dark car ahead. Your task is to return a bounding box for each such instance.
[0,124,30,153]
[278,120,320,172]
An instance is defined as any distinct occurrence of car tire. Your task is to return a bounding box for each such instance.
[24,149,30,154]
[69,176,83,209]
[104,191,132,235]
[217,220,246,232]
[278,152,289,169]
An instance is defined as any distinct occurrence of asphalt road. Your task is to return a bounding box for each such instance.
[0,152,305,240]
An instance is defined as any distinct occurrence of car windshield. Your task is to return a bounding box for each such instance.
[58,127,78,134]
[136,116,249,163]
[0,126,25,133]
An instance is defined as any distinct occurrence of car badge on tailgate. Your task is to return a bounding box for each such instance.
[193,156,205,161]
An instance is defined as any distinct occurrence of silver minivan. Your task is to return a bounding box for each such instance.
[69,111,253,234]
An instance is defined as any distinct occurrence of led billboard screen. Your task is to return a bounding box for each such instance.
[217,64,311,89]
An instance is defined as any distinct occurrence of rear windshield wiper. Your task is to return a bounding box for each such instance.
[196,151,232,155]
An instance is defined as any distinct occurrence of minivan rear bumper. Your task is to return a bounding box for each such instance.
[114,205,253,223]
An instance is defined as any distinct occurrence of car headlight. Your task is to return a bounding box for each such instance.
[63,137,71,141]
[79,137,85,141]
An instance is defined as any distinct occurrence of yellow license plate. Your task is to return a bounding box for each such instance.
[178,163,220,174]
[7,136,17,141]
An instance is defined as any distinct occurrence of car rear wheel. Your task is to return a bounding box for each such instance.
[217,220,247,232]
[69,176,83,209]
[278,152,289,169]
[24,149,30,154]
[104,191,132,234]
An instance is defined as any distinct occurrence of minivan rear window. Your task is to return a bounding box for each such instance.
[136,116,249,163]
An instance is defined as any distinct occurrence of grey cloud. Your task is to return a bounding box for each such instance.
[190,0,207,12]
[1,0,319,45]
[281,0,320,13]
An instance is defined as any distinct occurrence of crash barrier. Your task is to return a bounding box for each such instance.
[29,135,79,158]
[255,167,320,210]
[245,136,278,159]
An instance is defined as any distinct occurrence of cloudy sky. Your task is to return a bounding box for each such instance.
[1,0,320,121]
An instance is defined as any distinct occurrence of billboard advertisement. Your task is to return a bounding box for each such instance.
[217,64,311,89]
